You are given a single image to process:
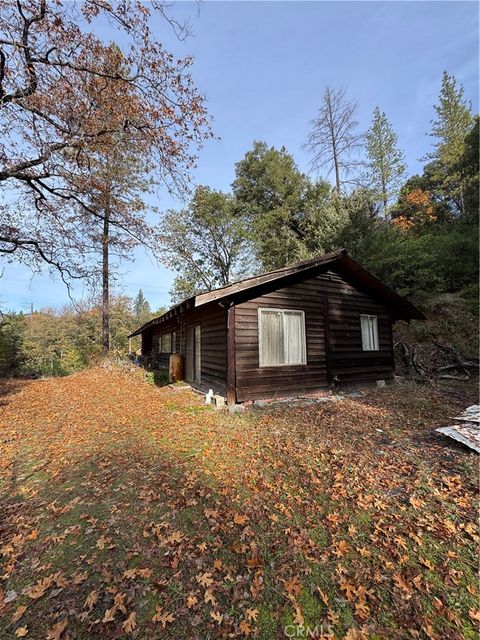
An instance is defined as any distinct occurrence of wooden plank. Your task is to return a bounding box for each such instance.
[226,304,236,406]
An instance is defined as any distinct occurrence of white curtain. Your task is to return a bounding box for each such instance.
[284,311,305,364]
[361,315,378,350]
[260,310,284,365]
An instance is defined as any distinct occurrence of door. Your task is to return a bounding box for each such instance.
[186,324,201,384]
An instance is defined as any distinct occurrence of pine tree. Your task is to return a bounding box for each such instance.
[365,107,406,217]
[133,290,151,323]
[425,72,473,215]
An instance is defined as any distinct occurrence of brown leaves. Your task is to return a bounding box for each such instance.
[186,594,198,609]
[25,576,53,599]
[196,572,214,588]
[152,607,175,627]
[46,620,68,640]
[12,606,27,623]
[1,366,477,640]
[122,612,137,633]
[284,576,302,598]
[210,610,223,624]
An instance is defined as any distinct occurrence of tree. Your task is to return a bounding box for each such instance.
[134,290,152,325]
[391,188,437,232]
[424,72,473,215]
[160,187,252,302]
[364,107,406,216]
[0,0,211,284]
[0,312,26,376]
[456,116,479,221]
[304,87,363,193]
[233,142,337,270]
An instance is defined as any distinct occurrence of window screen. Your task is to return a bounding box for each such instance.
[259,309,306,366]
[360,315,379,351]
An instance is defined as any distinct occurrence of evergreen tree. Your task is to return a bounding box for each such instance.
[160,187,252,303]
[364,107,406,217]
[233,142,338,270]
[424,72,473,214]
[133,290,152,324]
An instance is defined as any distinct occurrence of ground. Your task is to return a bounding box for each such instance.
[0,367,478,640]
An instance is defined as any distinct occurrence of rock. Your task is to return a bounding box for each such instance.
[229,403,245,414]
[376,379,386,388]
[4,590,17,603]
[212,395,225,409]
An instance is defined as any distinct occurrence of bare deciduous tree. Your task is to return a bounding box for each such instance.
[305,86,363,193]
[0,0,212,285]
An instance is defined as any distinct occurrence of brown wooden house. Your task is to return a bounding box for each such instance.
[128,249,423,405]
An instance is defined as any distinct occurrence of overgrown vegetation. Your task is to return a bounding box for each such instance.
[0,292,162,377]
[0,367,477,639]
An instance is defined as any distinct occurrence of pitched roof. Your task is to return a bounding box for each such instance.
[128,249,424,337]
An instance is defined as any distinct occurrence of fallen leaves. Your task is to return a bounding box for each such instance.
[46,620,67,640]
[152,607,175,627]
[12,606,27,623]
[196,572,214,588]
[0,367,477,639]
[122,611,137,633]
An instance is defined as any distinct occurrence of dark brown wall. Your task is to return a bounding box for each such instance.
[234,278,328,402]
[143,303,227,394]
[234,269,394,402]
[150,318,181,369]
[317,270,394,384]
[181,303,227,394]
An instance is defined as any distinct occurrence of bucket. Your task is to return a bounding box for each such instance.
[169,353,184,383]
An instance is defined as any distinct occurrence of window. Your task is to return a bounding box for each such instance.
[152,336,160,354]
[259,308,306,366]
[172,332,176,353]
[361,315,379,351]
[160,333,172,353]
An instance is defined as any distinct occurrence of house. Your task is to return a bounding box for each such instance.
[128,249,423,405]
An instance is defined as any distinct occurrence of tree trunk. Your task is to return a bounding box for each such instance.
[382,177,388,218]
[102,201,110,353]
[326,92,341,194]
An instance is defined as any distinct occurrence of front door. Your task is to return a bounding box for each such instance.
[186,324,201,384]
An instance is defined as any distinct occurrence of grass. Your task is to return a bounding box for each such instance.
[0,368,478,639]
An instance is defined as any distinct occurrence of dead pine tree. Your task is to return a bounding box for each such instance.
[304,86,363,194]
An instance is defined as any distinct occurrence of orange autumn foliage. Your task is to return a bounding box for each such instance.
[392,188,438,231]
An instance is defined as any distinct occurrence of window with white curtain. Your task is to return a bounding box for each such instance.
[360,315,379,351]
[259,308,306,366]
[160,333,172,353]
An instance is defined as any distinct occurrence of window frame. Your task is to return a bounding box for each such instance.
[258,307,307,368]
[160,333,172,353]
[360,314,379,351]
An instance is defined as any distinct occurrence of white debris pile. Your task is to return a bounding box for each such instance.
[436,405,480,453]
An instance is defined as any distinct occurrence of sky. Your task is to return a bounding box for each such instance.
[2,0,478,313]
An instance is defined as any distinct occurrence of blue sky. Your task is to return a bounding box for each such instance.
[2,0,478,313]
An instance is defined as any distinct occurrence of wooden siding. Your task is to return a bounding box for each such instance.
[150,318,180,369]
[317,270,394,384]
[234,279,328,402]
[143,303,227,394]
[181,303,228,394]
[234,269,394,402]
